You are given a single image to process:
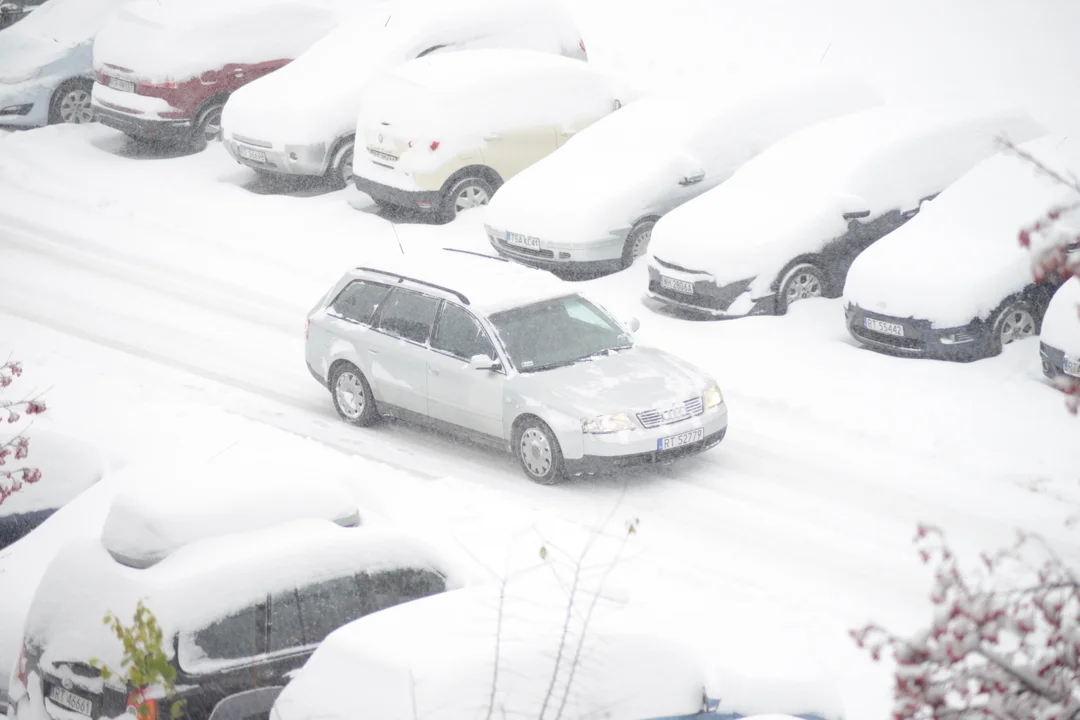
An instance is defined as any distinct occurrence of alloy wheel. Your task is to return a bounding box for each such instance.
[631,226,652,259]
[339,148,354,187]
[999,308,1036,346]
[519,427,553,478]
[784,269,823,304]
[454,185,490,213]
[334,371,366,420]
[59,89,93,124]
[202,109,223,143]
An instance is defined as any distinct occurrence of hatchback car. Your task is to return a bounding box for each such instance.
[351,48,632,222]
[0,0,128,127]
[222,0,586,189]
[845,134,1079,361]
[8,518,464,720]
[304,250,727,483]
[1041,277,1080,379]
[483,71,881,274]
[90,0,383,149]
[645,106,1042,319]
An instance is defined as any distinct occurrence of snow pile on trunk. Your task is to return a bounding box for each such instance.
[649,105,1043,297]
[221,0,583,145]
[484,70,882,245]
[844,134,1080,326]
[1040,277,1080,355]
[92,0,382,83]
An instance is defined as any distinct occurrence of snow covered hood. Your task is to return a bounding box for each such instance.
[484,71,882,245]
[844,134,1080,327]
[1042,277,1080,356]
[272,577,709,720]
[222,0,583,144]
[0,0,125,76]
[25,522,468,672]
[92,0,371,83]
[649,105,1043,294]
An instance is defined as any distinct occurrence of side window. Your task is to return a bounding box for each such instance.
[431,304,495,360]
[375,288,440,345]
[330,280,392,325]
[296,575,367,645]
[365,567,446,614]
[268,590,306,653]
[191,604,263,661]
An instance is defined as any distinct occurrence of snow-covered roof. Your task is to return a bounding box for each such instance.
[26,522,467,671]
[843,134,1080,327]
[483,70,881,245]
[0,0,126,47]
[93,0,382,82]
[271,577,709,720]
[388,47,589,94]
[222,0,584,144]
[99,455,362,568]
[649,105,1043,293]
[347,249,577,315]
[1042,277,1080,356]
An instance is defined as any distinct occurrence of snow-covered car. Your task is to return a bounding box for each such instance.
[0,1,42,33]
[352,48,633,222]
[1041,277,1080,379]
[304,249,727,484]
[270,577,841,720]
[0,0,128,127]
[222,0,587,190]
[845,134,1080,362]
[644,106,1043,319]
[90,0,386,150]
[0,426,109,551]
[7,476,467,720]
[482,71,882,274]
[0,455,379,718]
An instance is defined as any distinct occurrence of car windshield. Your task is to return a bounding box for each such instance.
[487,294,632,373]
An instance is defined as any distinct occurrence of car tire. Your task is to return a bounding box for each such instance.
[48,79,94,125]
[328,141,354,190]
[513,417,567,485]
[438,176,494,223]
[989,299,1039,356]
[620,219,656,269]
[329,363,379,427]
[776,262,827,314]
[191,103,225,152]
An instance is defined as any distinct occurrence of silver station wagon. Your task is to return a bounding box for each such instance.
[304,250,728,483]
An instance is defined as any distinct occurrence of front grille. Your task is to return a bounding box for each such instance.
[496,239,554,259]
[232,133,272,148]
[851,324,925,351]
[636,396,704,429]
[653,257,707,274]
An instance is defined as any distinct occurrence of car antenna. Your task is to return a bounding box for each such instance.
[391,223,405,255]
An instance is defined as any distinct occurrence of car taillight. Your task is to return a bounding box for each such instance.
[305,318,310,340]
[579,38,587,54]
[95,70,106,84]
[126,691,158,720]
[16,642,28,687]
[429,140,439,151]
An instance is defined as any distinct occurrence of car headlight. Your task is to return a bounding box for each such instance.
[704,385,724,409]
[582,413,636,434]
[0,67,40,84]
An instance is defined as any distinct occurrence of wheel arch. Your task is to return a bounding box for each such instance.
[509,408,584,460]
[440,164,504,195]
[48,76,93,123]
[772,253,835,295]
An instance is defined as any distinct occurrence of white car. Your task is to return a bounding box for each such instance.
[645,105,1043,319]
[0,0,129,127]
[483,71,882,274]
[222,0,587,189]
[351,48,633,222]
[846,134,1080,362]
[304,249,727,484]
[1041,276,1080,379]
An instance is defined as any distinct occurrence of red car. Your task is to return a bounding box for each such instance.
[90,0,386,148]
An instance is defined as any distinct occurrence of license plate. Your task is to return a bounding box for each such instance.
[1064,357,1080,377]
[367,147,398,164]
[507,232,540,250]
[659,275,694,295]
[237,146,267,163]
[864,317,904,337]
[107,77,135,93]
[49,686,92,716]
[658,427,704,451]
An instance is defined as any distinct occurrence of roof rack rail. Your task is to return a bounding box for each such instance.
[441,247,510,263]
[353,267,471,305]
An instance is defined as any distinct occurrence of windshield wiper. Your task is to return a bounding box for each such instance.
[521,345,633,373]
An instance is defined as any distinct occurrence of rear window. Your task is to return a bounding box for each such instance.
[330,280,392,325]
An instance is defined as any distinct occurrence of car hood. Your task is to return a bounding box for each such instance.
[0,27,71,77]
[1042,276,1080,355]
[510,345,711,417]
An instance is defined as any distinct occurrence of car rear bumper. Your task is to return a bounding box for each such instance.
[353,176,441,212]
[846,305,992,361]
[646,262,774,317]
[92,102,192,141]
[484,224,626,273]
[224,136,329,177]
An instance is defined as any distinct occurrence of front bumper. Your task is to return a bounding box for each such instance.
[484,224,626,273]
[646,261,772,318]
[224,135,330,177]
[0,77,53,128]
[1039,341,1080,380]
[846,305,992,362]
[352,175,441,212]
[91,101,192,142]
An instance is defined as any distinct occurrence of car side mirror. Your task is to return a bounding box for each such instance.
[625,317,641,333]
[840,193,870,221]
[468,354,498,371]
[679,169,706,186]
[613,98,623,111]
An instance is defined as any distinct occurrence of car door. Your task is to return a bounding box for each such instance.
[319,278,395,381]
[480,125,558,183]
[426,302,506,438]
[368,287,440,416]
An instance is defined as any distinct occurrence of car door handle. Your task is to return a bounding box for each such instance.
[368,349,378,354]
[429,368,440,376]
